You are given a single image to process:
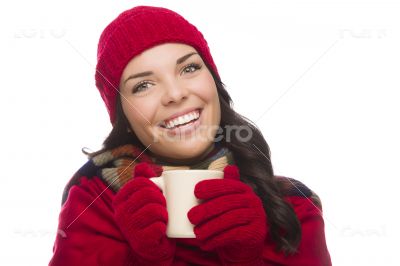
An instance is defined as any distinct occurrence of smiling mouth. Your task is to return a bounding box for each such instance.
[158,109,202,130]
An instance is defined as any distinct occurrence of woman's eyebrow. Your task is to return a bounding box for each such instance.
[123,52,198,85]
[124,71,153,85]
[176,52,198,64]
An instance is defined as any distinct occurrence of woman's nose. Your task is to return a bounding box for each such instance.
[161,79,189,105]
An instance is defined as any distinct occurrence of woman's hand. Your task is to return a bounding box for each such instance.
[188,165,267,265]
[112,162,175,265]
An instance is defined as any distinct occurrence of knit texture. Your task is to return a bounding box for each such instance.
[51,160,332,265]
[91,144,235,192]
[111,147,236,265]
[113,164,175,265]
[188,165,267,264]
[95,5,219,123]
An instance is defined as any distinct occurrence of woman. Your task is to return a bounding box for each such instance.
[49,5,331,266]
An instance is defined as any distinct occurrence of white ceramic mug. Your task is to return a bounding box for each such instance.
[150,169,223,238]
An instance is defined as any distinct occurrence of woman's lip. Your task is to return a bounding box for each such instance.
[158,109,202,136]
[158,108,202,127]
[160,108,202,125]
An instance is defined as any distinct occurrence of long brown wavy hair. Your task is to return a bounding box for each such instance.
[88,64,302,255]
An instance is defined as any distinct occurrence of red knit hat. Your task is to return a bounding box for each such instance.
[95,6,219,124]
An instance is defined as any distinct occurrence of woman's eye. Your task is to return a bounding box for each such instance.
[182,63,202,74]
[132,81,152,94]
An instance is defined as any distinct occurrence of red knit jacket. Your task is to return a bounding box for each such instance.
[49,162,331,266]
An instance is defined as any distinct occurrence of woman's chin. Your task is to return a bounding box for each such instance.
[151,141,215,163]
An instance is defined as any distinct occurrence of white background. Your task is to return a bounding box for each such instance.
[1,0,399,265]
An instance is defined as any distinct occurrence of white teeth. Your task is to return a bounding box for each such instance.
[163,110,200,129]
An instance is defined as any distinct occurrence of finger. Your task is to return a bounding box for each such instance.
[133,221,167,249]
[133,162,157,178]
[223,165,240,180]
[193,208,253,245]
[188,193,254,225]
[113,177,159,206]
[134,222,175,258]
[194,179,252,200]
[117,203,168,230]
[199,225,255,251]
[120,186,166,215]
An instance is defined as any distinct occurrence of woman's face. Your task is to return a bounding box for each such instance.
[119,43,221,162]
